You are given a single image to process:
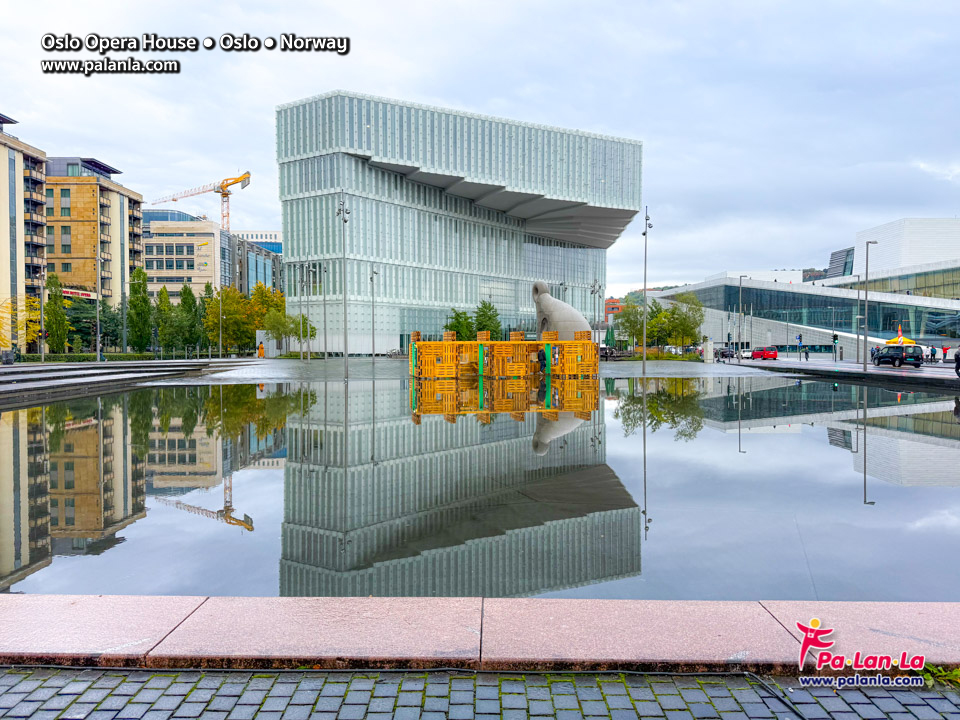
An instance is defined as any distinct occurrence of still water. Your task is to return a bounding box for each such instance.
[2,376,959,600]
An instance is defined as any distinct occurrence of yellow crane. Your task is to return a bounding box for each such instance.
[152,171,251,231]
[153,474,254,532]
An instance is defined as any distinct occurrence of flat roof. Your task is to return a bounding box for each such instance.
[48,156,123,175]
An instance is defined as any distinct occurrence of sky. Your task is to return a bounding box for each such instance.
[3,0,959,297]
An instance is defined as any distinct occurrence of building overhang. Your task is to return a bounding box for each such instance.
[361,156,636,249]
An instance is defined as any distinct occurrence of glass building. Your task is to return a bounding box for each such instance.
[276,91,643,355]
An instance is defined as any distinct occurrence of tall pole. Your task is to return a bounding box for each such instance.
[370,265,378,365]
[863,241,877,373]
[96,235,101,363]
[337,190,350,379]
[322,264,328,361]
[298,263,304,362]
[39,267,45,363]
[641,207,652,376]
[738,275,746,364]
[853,274,861,364]
[218,285,222,359]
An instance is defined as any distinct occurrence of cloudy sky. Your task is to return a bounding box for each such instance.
[3,1,959,296]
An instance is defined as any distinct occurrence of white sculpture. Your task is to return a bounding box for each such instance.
[533,281,592,341]
[532,412,584,456]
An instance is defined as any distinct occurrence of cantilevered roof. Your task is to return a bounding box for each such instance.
[0,113,18,126]
[81,157,122,175]
[277,91,644,249]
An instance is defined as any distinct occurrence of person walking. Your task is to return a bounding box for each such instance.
[955,348,960,379]
[931,346,937,363]
[804,348,810,361]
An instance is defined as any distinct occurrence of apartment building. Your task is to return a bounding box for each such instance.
[142,209,224,300]
[44,157,143,309]
[0,113,47,351]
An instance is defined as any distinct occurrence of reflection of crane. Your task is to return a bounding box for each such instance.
[152,171,251,231]
[153,475,254,532]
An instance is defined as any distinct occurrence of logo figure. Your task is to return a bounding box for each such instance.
[796,617,834,670]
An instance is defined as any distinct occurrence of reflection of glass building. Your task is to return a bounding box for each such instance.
[277,91,643,354]
[281,380,642,597]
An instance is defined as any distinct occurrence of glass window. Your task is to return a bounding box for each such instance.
[145,260,154,270]
[165,244,174,255]
[46,205,53,217]
[45,226,54,252]
[61,262,72,272]
[45,188,53,199]
[67,164,80,176]
[176,260,184,270]
[166,259,174,270]
[60,189,70,199]
[145,244,154,255]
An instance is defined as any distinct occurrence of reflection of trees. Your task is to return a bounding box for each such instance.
[123,385,314,450]
[612,378,706,442]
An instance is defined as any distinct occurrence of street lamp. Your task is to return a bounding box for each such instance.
[848,274,861,363]
[738,275,747,364]
[336,190,350,379]
[863,241,878,372]
[641,208,652,377]
[370,265,378,365]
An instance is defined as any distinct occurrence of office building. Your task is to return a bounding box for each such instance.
[0,113,47,351]
[235,230,282,255]
[604,297,623,325]
[44,157,143,308]
[820,219,960,300]
[142,209,225,299]
[276,91,642,355]
[236,236,283,293]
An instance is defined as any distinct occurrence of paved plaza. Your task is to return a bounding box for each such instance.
[1,669,958,720]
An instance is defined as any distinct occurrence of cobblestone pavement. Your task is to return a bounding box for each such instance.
[1,669,959,720]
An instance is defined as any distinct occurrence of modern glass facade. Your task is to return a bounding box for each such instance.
[832,267,960,301]
[276,91,643,354]
[662,279,960,343]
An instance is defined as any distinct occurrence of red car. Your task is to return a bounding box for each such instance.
[751,346,778,360]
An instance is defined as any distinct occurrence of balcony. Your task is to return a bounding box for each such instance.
[24,232,44,248]
[129,225,142,236]
[101,268,113,279]
[23,168,44,181]
[100,251,112,262]
[24,276,42,289]
[100,232,110,243]
[99,195,111,208]
[130,206,142,219]
[24,190,44,204]
[23,211,45,226]
[24,254,45,268]
[99,214,111,226]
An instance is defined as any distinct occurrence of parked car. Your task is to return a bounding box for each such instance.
[873,345,924,368]
[751,346,778,360]
[716,347,735,359]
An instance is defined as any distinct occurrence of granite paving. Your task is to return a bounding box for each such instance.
[1,669,958,720]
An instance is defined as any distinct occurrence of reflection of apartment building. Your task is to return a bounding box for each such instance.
[48,402,145,555]
[0,113,47,351]
[281,380,642,597]
[0,409,51,590]
[44,157,143,308]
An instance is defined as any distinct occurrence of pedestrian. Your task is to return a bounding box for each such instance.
[955,349,960,379]
[931,346,937,363]
[538,346,546,373]
[804,348,810,361]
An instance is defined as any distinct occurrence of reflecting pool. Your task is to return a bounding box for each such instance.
[2,376,959,600]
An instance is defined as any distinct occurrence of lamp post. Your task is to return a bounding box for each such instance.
[641,208,652,376]
[849,274,861,363]
[738,275,747,364]
[321,263,328,361]
[863,241,878,373]
[39,265,45,363]
[370,265,378,366]
[298,263,304,362]
[336,191,350,379]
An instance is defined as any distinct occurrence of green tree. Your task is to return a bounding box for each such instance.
[669,292,705,348]
[249,282,285,330]
[155,286,175,350]
[128,267,152,352]
[66,298,96,351]
[474,300,502,340]
[175,284,201,349]
[443,308,475,340]
[288,313,317,343]
[100,299,121,350]
[44,274,69,353]
[204,286,252,352]
[615,300,643,349]
[264,308,290,344]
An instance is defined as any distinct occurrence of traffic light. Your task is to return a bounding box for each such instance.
[833,333,839,345]
[727,332,732,343]
[832,382,839,392]
[798,333,803,344]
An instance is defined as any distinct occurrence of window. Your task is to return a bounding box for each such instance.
[145,244,154,255]
[60,206,70,217]
[46,205,53,217]
[46,226,54,253]
[165,259,174,270]
[145,260,154,270]
[45,188,53,199]
[184,244,194,255]
[60,189,70,199]
[175,244,185,255]
[60,226,71,254]
[165,244,174,255]
[186,260,194,270]
[67,164,80,177]
[61,262,72,272]
[176,260,184,270]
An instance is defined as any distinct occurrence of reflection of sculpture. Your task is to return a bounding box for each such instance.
[533,280,591,340]
[532,412,584,455]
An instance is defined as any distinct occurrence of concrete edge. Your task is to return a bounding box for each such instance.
[1,596,958,672]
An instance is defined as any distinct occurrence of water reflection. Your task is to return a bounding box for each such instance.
[3,375,960,598]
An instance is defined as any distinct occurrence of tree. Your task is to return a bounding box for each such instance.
[443,309,475,340]
[615,300,643,349]
[474,300,502,340]
[0,295,41,350]
[43,274,69,353]
[99,299,121,350]
[128,267,152,352]
[249,282,285,330]
[264,308,289,344]
[204,286,252,352]
[175,285,201,349]
[66,298,97,351]
[155,286,175,350]
[670,292,705,348]
[288,313,317,342]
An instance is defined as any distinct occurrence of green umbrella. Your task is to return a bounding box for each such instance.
[604,327,615,346]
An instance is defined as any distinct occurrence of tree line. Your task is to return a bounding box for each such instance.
[442,300,503,340]
[38,268,316,354]
[613,292,705,350]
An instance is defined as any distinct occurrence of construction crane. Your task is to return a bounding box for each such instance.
[153,474,254,532]
[152,171,251,231]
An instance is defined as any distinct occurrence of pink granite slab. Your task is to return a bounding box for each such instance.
[0,594,207,666]
[763,601,960,668]
[146,596,483,669]
[481,599,800,671]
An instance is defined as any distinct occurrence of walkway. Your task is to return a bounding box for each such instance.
[2,668,958,720]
